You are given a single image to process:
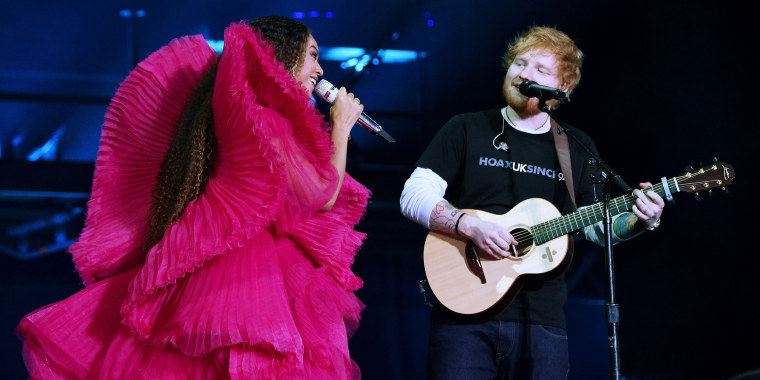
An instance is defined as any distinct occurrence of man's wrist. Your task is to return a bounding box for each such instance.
[455,212,467,235]
[644,218,661,231]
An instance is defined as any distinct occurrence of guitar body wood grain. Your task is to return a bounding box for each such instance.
[423,199,570,315]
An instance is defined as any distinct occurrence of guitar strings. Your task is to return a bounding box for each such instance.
[506,170,715,247]
[515,177,677,245]
[491,170,719,254]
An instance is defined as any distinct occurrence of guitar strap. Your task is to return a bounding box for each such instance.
[551,119,577,209]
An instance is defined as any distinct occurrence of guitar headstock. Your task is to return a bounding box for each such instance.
[677,159,734,197]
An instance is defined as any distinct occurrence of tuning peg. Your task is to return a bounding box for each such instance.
[708,189,713,196]
[712,157,719,163]
[685,165,694,171]
[695,193,703,201]
[722,187,729,195]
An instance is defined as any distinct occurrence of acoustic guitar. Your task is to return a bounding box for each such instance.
[423,160,735,315]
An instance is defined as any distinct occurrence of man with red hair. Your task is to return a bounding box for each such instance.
[401,26,665,379]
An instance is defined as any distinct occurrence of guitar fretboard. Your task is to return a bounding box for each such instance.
[530,178,678,245]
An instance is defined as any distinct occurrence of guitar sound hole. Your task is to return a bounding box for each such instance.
[508,228,533,258]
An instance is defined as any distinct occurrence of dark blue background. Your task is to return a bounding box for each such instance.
[2,1,757,379]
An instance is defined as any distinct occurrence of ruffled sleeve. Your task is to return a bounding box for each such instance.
[210,22,340,232]
[69,35,219,285]
[122,22,343,304]
[119,23,369,349]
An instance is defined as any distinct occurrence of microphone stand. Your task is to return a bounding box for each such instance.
[538,100,630,380]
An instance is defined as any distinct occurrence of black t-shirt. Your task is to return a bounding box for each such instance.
[417,108,601,328]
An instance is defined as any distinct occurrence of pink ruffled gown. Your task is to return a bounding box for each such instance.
[16,22,370,380]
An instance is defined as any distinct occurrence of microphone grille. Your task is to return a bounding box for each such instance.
[518,80,535,93]
[315,79,337,103]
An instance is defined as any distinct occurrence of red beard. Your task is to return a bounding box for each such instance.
[502,79,559,114]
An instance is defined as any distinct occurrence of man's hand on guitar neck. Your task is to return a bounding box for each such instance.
[632,182,665,230]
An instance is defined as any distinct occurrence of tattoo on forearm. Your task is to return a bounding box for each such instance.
[430,201,461,232]
[612,212,643,240]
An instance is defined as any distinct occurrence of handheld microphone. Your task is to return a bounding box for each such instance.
[314,79,396,144]
[518,81,570,102]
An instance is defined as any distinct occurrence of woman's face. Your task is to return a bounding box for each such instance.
[293,34,323,96]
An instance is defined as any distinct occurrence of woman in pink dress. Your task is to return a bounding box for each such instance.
[16,15,371,379]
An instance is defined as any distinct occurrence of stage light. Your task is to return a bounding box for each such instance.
[119,9,145,18]
[321,47,366,61]
[207,39,224,54]
[377,49,421,64]
[424,11,434,27]
[27,127,64,162]
[203,42,425,69]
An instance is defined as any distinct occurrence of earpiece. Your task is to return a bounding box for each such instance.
[492,111,510,152]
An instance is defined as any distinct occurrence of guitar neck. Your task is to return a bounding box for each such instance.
[532,177,678,244]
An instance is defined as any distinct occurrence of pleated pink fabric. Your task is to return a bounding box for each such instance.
[16,22,370,380]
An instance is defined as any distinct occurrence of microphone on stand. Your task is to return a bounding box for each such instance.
[518,80,570,102]
[314,79,396,144]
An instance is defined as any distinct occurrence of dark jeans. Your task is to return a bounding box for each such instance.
[427,320,569,380]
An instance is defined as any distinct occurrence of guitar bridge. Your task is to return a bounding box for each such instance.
[465,240,487,284]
